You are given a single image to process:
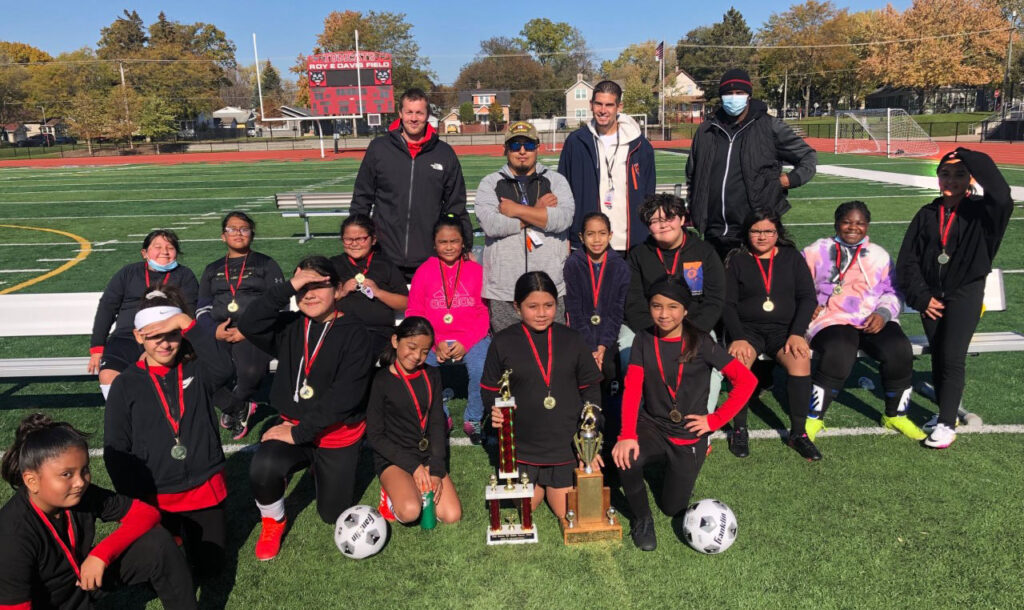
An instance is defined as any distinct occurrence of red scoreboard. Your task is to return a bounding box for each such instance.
[307,51,395,116]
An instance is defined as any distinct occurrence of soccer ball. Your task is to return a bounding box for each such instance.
[334,505,388,560]
[682,499,738,554]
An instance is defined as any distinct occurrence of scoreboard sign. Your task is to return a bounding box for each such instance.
[307,51,395,116]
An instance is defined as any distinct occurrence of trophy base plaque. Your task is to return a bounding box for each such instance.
[485,480,538,545]
[560,468,622,544]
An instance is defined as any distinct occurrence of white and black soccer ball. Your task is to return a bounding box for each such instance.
[682,498,738,554]
[334,505,388,560]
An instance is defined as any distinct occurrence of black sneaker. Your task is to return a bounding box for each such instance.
[230,401,259,441]
[728,426,750,458]
[630,516,657,551]
[788,433,822,461]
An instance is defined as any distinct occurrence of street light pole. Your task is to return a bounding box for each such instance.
[1004,10,1017,119]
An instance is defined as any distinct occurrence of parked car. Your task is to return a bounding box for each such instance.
[23,134,55,147]
[54,136,76,144]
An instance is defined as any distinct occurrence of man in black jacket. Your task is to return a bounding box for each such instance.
[351,88,471,279]
[686,69,817,259]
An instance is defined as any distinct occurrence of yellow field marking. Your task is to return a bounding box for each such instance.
[0,224,91,294]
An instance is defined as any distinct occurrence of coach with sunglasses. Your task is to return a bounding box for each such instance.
[475,121,576,332]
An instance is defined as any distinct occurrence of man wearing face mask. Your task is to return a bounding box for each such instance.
[686,69,817,260]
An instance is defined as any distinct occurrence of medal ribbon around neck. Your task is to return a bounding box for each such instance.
[656,238,685,276]
[144,262,171,288]
[439,258,463,315]
[833,242,864,288]
[588,251,608,313]
[395,365,433,436]
[752,249,776,301]
[939,205,958,254]
[29,502,80,580]
[653,335,685,409]
[348,252,373,279]
[223,253,249,302]
[146,362,186,439]
[301,312,338,389]
[521,325,553,396]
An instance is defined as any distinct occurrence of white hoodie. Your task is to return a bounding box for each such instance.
[587,113,642,251]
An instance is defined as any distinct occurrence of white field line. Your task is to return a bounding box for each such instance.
[0,210,276,222]
[0,268,49,273]
[36,258,75,262]
[56,423,1024,459]
[817,164,1024,200]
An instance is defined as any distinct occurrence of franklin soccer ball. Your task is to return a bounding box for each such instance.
[334,505,388,559]
[682,499,738,554]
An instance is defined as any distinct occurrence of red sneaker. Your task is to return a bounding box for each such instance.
[255,517,287,561]
[377,488,396,522]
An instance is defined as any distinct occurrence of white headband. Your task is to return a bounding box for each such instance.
[135,305,182,329]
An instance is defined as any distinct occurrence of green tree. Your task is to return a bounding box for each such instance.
[487,99,504,130]
[675,8,756,91]
[137,95,178,147]
[602,41,660,117]
[520,18,595,85]
[96,10,147,59]
[458,101,474,123]
[65,89,117,155]
[0,42,48,124]
[455,37,556,119]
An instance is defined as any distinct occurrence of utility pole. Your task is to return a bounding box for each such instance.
[119,62,133,149]
[1004,11,1018,119]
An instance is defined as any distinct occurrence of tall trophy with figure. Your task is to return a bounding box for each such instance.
[484,369,538,544]
[561,402,621,544]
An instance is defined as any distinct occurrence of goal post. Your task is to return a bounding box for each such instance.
[833,108,938,158]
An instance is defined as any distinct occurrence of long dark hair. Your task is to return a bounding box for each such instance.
[513,271,558,306]
[646,277,702,364]
[433,214,469,256]
[379,316,435,367]
[2,414,90,489]
[725,209,795,267]
[142,229,182,254]
[136,284,195,363]
[341,213,377,241]
[222,211,256,234]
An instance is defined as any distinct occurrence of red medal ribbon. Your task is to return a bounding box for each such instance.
[653,335,685,405]
[939,206,958,251]
[348,252,374,277]
[303,312,338,378]
[439,258,463,312]
[223,253,249,300]
[834,242,864,286]
[521,325,553,392]
[29,501,80,580]
[146,362,185,437]
[144,262,171,288]
[587,251,608,311]
[395,366,432,432]
[655,238,685,276]
[752,248,775,299]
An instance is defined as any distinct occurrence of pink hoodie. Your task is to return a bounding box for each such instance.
[407,256,489,351]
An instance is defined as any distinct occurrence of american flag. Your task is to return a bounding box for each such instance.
[655,41,664,61]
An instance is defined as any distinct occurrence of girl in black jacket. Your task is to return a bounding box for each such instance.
[895,148,1013,448]
[104,285,233,579]
[367,317,462,525]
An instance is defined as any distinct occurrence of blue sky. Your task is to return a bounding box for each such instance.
[7,1,912,84]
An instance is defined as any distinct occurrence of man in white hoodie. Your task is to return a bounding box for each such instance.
[558,80,657,257]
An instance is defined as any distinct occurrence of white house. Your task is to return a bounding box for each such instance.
[660,69,706,123]
[565,74,593,125]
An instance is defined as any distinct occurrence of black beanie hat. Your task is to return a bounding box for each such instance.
[719,69,752,97]
[646,276,693,308]
[936,147,967,173]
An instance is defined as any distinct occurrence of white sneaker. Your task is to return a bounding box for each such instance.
[922,414,958,434]
[924,423,957,449]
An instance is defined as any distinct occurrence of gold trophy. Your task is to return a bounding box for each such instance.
[485,369,538,545]
[561,402,621,544]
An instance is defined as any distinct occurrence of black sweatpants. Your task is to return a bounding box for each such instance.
[810,322,914,416]
[921,280,985,427]
[103,526,197,609]
[213,339,273,416]
[160,503,226,579]
[617,417,708,520]
[249,439,362,524]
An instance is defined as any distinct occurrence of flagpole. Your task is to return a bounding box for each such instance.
[659,42,666,140]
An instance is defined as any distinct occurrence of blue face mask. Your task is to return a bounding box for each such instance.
[722,94,749,117]
[833,235,866,247]
[147,259,179,272]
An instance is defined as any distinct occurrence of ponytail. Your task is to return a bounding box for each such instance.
[2,414,90,489]
[379,316,435,367]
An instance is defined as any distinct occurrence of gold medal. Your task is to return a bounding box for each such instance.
[170,441,187,460]
[762,298,775,313]
[832,285,842,296]
[590,314,601,326]
[543,395,556,409]
[669,409,683,424]
[227,300,239,313]
[443,313,454,324]
[937,251,950,265]
[354,273,366,284]
[299,383,314,400]
[418,437,429,451]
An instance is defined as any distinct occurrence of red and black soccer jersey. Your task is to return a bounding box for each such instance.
[722,246,817,342]
[330,252,409,337]
[0,486,159,609]
[619,329,756,443]
[366,365,447,476]
[480,323,603,465]
[197,250,284,325]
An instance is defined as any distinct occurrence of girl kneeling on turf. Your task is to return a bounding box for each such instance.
[803,201,921,444]
[368,317,462,525]
[612,278,756,551]
[0,414,197,609]
[895,148,1013,449]
[104,286,234,579]
[481,271,604,519]
[238,256,374,561]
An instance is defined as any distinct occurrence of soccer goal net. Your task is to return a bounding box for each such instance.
[833,108,938,158]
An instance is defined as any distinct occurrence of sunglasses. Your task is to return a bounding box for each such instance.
[508,141,538,152]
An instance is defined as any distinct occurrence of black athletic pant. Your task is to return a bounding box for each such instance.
[921,280,985,428]
[103,526,197,609]
[810,322,914,416]
[160,503,226,579]
[213,339,272,416]
[617,417,708,520]
[735,374,811,436]
[600,344,623,440]
[249,438,362,524]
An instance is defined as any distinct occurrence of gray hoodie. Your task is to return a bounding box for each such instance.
[476,162,576,301]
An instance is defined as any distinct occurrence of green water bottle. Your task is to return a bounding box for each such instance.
[420,490,437,530]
